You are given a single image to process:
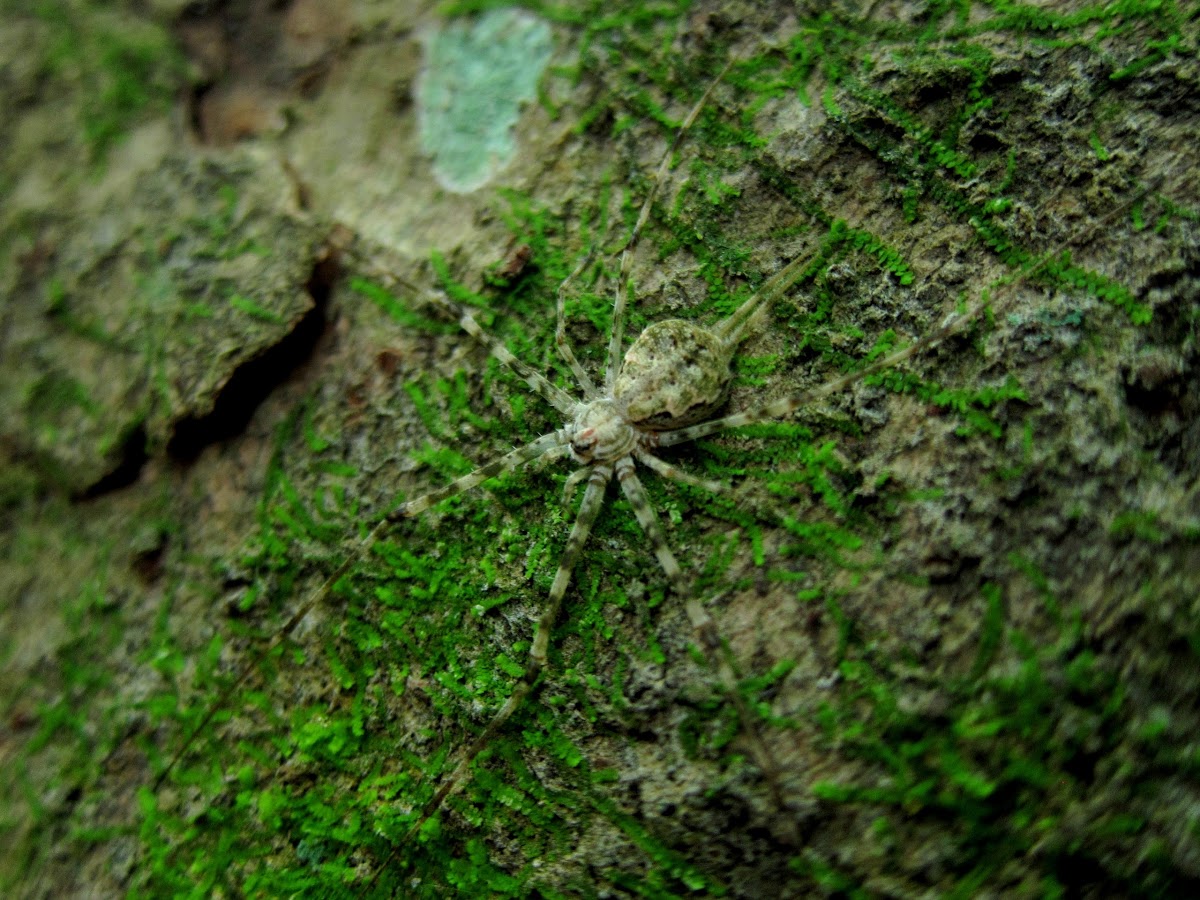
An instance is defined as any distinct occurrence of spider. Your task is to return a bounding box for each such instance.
[156,56,980,856]
[365,67,979,841]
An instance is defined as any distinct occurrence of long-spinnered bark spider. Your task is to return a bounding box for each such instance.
[362,62,987,852]
[157,55,1004,875]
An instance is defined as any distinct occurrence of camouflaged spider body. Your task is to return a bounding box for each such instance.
[369,66,821,834]
[161,62,969,854]
[568,318,751,464]
[389,241,794,842]
[612,318,734,428]
[379,64,957,840]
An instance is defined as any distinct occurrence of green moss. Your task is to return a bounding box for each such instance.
[801,562,1188,894]
[9,0,1190,895]
[17,0,184,164]
[155,20,1087,883]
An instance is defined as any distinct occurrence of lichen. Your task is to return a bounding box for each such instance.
[416,8,554,193]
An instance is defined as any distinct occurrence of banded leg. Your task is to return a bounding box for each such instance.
[656,306,978,449]
[153,558,361,789]
[635,449,729,495]
[556,250,600,397]
[154,488,427,789]
[157,435,569,787]
[393,464,613,844]
[605,59,736,390]
[389,429,570,520]
[713,246,821,346]
[686,177,1171,447]
[560,465,592,509]
[614,457,793,830]
[423,289,582,416]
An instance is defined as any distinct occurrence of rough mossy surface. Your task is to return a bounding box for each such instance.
[2,0,1199,897]
[2,152,324,490]
[1,4,324,492]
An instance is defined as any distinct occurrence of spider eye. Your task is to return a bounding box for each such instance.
[570,428,596,459]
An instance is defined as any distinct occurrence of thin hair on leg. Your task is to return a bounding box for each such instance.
[375,269,582,416]
[556,249,600,397]
[450,301,581,415]
[657,305,983,449]
[391,429,570,519]
[635,449,729,495]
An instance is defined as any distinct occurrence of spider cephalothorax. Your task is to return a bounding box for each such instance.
[567,399,638,463]
[569,316,741,464]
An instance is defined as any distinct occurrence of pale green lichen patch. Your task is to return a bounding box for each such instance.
[416,9,554,193]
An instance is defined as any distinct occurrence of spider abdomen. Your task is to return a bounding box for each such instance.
[615,319,733,430]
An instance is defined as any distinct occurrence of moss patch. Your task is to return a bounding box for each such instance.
[3,0,1200,897]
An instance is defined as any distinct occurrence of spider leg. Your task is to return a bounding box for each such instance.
[560,465,592,509]
[422,289,581,416]
[710,139,1166,357]
[604,59,735,390]
[614,456,792,825]
[151,574,340,789]
[636,450,729,495]
[692,176,1165,445]
[390,429,571,520]
[656,305,979,449]
[157,432,571,788]
[556,250,600,397]
[714,246,821,347]
[397,463,613,843]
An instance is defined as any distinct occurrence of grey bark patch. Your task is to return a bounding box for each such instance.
[1,151,325,492]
